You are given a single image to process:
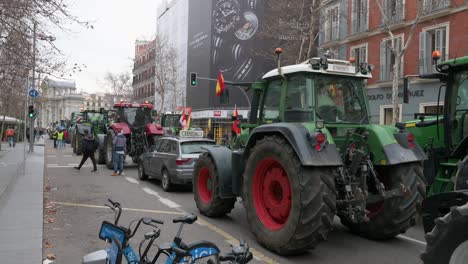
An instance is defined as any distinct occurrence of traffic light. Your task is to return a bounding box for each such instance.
[28,105,36,119]
[190,72,197,86]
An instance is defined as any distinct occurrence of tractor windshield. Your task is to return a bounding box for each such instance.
[315,75,368,124]
[163,114,182,128]
[451,69,468,144]
[87,113,104,122]
[454,70,468,111]
[119,107,153,127]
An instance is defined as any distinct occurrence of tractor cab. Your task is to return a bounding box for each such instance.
[113,101,154,131]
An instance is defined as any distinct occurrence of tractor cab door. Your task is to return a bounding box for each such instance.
[448,69,468,151]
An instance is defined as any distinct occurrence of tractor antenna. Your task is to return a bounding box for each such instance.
[275,48,285,79]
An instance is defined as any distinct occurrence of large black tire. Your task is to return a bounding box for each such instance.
[243,136,337,255]
[193,153,236,217]
[75,132,83,155]
[105,130,115,169]
[421,203,468,264]
[97,147,105,165]
[340,162,426,240]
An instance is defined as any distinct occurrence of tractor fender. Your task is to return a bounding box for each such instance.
[146,123,164,135]
[76,124,91,135]
[110,123,131,135]
[200,145,238,198]
[245,123,343,167]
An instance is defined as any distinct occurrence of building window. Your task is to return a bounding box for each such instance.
[350,43,368,67]
[324,4,340,42]
[419,102,444,114]
[352,0,368,34]
[422,0,450,14]
[381,0,405,24]
[380,104,402,125]
[419,23,449,74]
[380,35,403,81]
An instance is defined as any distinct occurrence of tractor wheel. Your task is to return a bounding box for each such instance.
[75,132,83,155]
[341,162,426,240]
[421,203,468,264]
[243,136,337,255]
[193,153,236,217]
[97,146,105,165]
[455,155,468,190]
[105,130,115,169]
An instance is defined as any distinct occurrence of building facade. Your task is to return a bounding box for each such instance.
[132,40,156,103]
[318,0,468,124]
[40,78,83,128]
[82,92,125,111]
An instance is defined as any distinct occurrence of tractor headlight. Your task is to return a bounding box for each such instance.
[316,120,325,130]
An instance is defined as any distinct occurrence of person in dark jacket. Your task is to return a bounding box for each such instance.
[74,130,98,172]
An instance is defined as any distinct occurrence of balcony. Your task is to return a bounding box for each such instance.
[421,0,450,15]
[381,3,405,25]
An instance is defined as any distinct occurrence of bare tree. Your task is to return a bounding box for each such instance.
[103,72,133,98]
[376,0,424,123]
[153,35,179,113]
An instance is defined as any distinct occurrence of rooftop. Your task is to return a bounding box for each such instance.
[46,79,77,89]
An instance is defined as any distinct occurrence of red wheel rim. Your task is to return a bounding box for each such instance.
[253,158,292,231]
[198,167,212,204]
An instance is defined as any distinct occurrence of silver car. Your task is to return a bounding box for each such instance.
[138,137,216,191]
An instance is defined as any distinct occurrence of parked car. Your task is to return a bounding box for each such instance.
[138,134,215,192]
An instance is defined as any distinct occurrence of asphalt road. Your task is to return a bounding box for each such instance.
[43,141,427,264]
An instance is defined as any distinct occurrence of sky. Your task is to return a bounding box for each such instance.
[51,0,162,93]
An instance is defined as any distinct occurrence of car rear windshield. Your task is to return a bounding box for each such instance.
[180,141,215,154]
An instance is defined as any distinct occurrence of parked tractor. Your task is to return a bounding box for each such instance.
[192,50,427,254]
[160,111,183,135]
[104,101,164,169]
[72,109,109,164]
[402,52,468,263]
[69,112,83,147]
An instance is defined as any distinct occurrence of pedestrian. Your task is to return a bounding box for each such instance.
[52,130,58,148]
[74,130,98,172]
[5,126,15,147]
[207,130,214,140]
[57,129,65,148]
[112,129,126,176]
[63,129,68,145]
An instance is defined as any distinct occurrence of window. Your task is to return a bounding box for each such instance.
[324,4,340,42]
[181,141,216,154]
[352,0,368,34]
[350,44,368,67]
[382,0,404,24]
[158,140,170,153]
[262,79,283,122]
[379,104,402,125]
[419,23,449,74]
[380,35,403,81]
[419,103,444,114]
[422,0,450,14]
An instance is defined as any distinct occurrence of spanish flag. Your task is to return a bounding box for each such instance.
[216,71,225,97]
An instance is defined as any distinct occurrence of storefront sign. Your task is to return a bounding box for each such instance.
[213,110,222,117]
[368,90,425,101]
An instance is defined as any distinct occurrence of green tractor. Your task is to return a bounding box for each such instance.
[160,111,183,135]
[73,108,109,164]
[68,112,83,146]
[403,53,468,263]
[193,51,427,254]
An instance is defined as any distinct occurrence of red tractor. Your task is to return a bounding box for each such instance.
[105,101,164,169]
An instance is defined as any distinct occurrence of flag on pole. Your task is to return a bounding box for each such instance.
[179,109,187,129]
[186,111,192,129]
[216,71,225,97]
[233,104,238,117]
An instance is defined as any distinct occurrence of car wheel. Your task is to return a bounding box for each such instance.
[138,162,148,181]
[162,169,173,192]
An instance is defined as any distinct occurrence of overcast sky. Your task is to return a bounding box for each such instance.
[52,0,161,93]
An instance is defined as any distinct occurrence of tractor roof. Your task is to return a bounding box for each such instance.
[262,58,373,80]
[113,101,154,109]
[439,56,468,69]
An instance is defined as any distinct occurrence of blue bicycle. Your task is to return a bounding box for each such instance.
[82,199,223,264]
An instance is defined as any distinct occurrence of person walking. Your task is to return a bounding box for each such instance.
[52,130,58,148]
[112,129,126,176]
[56,129,65,148]
[74,130,98,172]
[5,126,15,147]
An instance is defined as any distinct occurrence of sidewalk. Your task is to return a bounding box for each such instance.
[0,143,45,263]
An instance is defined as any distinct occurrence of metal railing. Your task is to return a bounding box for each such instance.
[422,0,450,14]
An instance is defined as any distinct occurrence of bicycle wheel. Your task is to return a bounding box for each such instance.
[176,241,220,264]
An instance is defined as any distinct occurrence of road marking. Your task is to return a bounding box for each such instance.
[64,155,73,158]
[47,164,105,168]
[47,155,57,158]
[68,163,79,166]
[398,235,427,246]
[141,187,180,208]
[0,162,16,167]
[51,201,183,215]
[125,177,139,184]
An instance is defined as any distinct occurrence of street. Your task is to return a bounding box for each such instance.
[42,140,427,264]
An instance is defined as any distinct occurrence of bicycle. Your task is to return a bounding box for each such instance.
[82,199,221,264]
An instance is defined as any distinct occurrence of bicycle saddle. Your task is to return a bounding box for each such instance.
[173,214,198,224]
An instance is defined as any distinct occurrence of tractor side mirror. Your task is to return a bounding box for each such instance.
[403,77,409,104]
